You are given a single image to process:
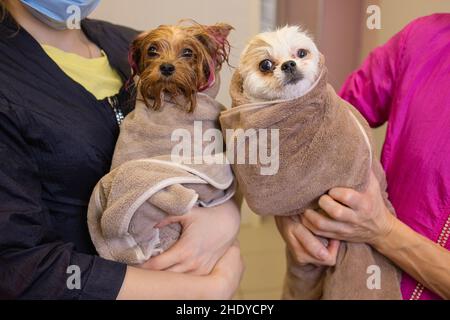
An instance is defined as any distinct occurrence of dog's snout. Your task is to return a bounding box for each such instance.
[160,63,175,76]
[281,60,297,73]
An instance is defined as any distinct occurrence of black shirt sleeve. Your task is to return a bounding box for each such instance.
[0,95,127,300]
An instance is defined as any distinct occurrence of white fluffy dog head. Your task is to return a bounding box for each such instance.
[239,26,320,102]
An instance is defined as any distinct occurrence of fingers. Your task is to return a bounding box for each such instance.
[292,222,331,261]
[328,172,381,211]
[327,239,341,257]
[275,216,314,263]
[164,253,217,276]
[318,194,355,222]
[327,187,362,210]
[275,215,299,243]
[276,217,338,266]
[141,242,184,271]
[155,215,185,229]
[146,216,186,270]
[216,242,245,298]
[301,209,352,240]
[213,241,244,279]
[164,263,197,273]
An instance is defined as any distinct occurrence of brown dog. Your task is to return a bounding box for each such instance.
[87,22,236,264]
[129,22,233,112]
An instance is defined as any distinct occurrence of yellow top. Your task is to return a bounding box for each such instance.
[42,44,123,100]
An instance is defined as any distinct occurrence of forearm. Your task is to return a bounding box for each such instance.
[117,266,224,300]
[372,217,450,299]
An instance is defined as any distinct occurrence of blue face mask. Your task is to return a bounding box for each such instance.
[20,0,100,30]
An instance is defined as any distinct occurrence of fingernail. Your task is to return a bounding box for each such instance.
[317,248,328,260]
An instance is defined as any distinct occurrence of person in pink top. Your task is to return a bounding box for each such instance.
[276,13,450,299]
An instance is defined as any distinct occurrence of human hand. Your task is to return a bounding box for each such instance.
[118,241,244,300]
[140,199,241,275]
[300,171,396,246]
[275,215,340,266]
[209,241,245,299]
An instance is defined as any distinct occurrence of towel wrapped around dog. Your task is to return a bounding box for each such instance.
[220,58,401,299]
[87,82,236,265]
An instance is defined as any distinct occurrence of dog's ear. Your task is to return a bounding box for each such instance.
[189,23,233,91]
[128,31,149,78]
[203,23,233,52]
[192,23,233,70]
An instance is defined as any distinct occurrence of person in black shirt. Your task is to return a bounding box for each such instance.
[0,0,243,299]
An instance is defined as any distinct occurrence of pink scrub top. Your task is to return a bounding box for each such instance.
[339,14,450,300]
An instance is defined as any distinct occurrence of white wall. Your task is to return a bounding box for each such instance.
[90,0,261,106]
[360,0,450,61]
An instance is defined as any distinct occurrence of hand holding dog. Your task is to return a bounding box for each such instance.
[140,199,241,275]
[301,171,396,246]
[275,215,340,266]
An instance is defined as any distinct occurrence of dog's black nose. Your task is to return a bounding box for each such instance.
[160,63,175,76]
[281,60,297,73]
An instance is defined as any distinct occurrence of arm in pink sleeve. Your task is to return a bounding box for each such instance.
[339,28,409,128]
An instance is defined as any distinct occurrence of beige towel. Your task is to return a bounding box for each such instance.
[220,56,401,299]
[87,80,235,265]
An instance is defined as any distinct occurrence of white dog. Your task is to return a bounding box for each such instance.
[239,26,320,102]
[225,25,402,300]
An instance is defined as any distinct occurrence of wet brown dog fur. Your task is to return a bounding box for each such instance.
[129,22,233,112]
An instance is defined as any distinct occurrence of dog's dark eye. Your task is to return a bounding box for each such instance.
[259,59,274,73]
[148,46,159,57]
[297,49,308,59]
[182,48,193,58]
